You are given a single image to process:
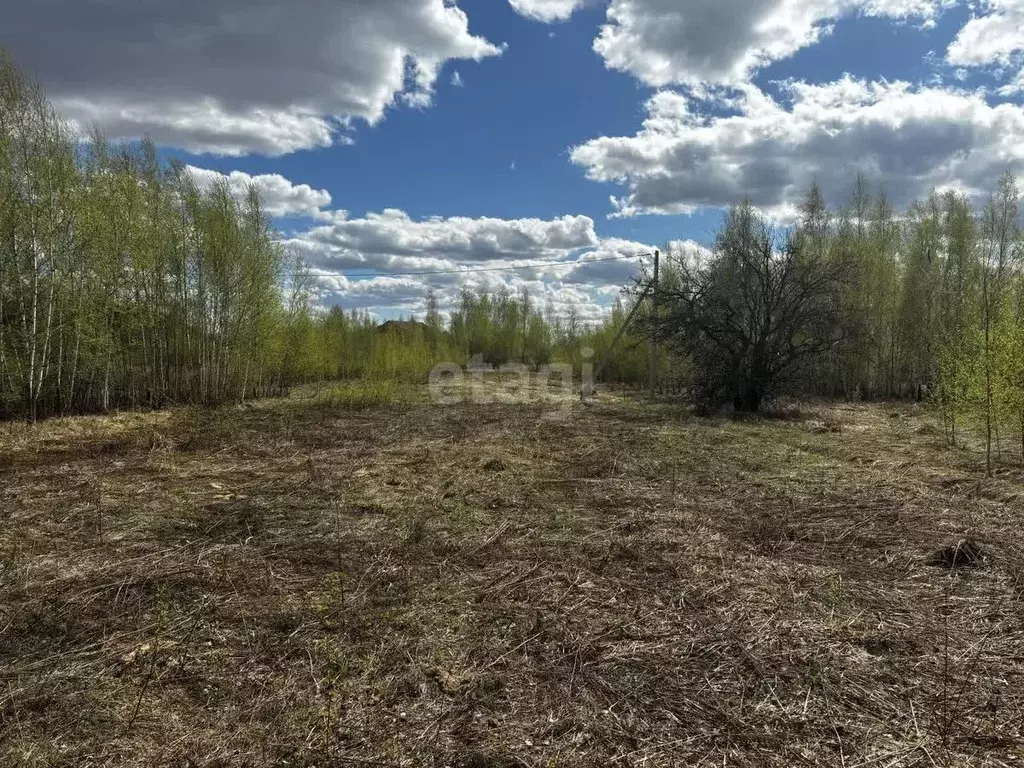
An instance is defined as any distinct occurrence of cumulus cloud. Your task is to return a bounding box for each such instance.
[947,0,1024,85]
[292,209,601,271]
[281,208,650,319]
[63,99,339,158]
[561,239,653,284]
[305,269,642,323]
[0,0,502,156]
[309,272,435,314]
[310,269,635,324]
[571,77,1024,220]
[591,0,952,87]
[508,0,587,22]
[186,166,333,218]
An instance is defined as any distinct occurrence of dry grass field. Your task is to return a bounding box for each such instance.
[1,381,1023,766]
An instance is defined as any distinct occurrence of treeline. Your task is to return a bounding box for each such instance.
[284,287,654,387]
[445,286,650,381]
[17,43,1024,449]
[780,173,1024,467]
[0,55,323,419]
[636,172,1024,466]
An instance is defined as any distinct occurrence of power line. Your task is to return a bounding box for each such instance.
[288,252,651,280]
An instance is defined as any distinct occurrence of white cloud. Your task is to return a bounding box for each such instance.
[571,76,1024,219]
[309,273,435,315]
[281,207,651,319]
[2,0,502,156]
[185,166,333,218]
[508,0,587,22]
[561,238,653,284]
[293,209,602,270]
[451,70,465,88]
[592,0,952,88]
[947,0,1024,69]
[309,270,636,323]
[62,99,338,158]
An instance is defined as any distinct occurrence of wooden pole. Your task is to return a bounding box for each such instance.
[581,283,653,401]
[649,249,660,396]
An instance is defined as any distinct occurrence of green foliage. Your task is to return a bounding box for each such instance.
[0,56,332,418]
[899,172,1024,470]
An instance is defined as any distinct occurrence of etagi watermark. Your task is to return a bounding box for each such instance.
[428,350,597,415]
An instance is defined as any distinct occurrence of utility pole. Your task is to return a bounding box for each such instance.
[649,249,660,396]
[581,281,653,401]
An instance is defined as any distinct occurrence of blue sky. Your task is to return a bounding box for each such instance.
[4,0,1024,320]
[179,1,699,247]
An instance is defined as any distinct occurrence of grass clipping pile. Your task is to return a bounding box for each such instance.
[1,389,1023,766]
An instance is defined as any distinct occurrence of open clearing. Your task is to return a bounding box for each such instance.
[1,385,1023,766]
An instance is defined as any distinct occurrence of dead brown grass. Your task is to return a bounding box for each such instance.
[1,386,1022,766]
